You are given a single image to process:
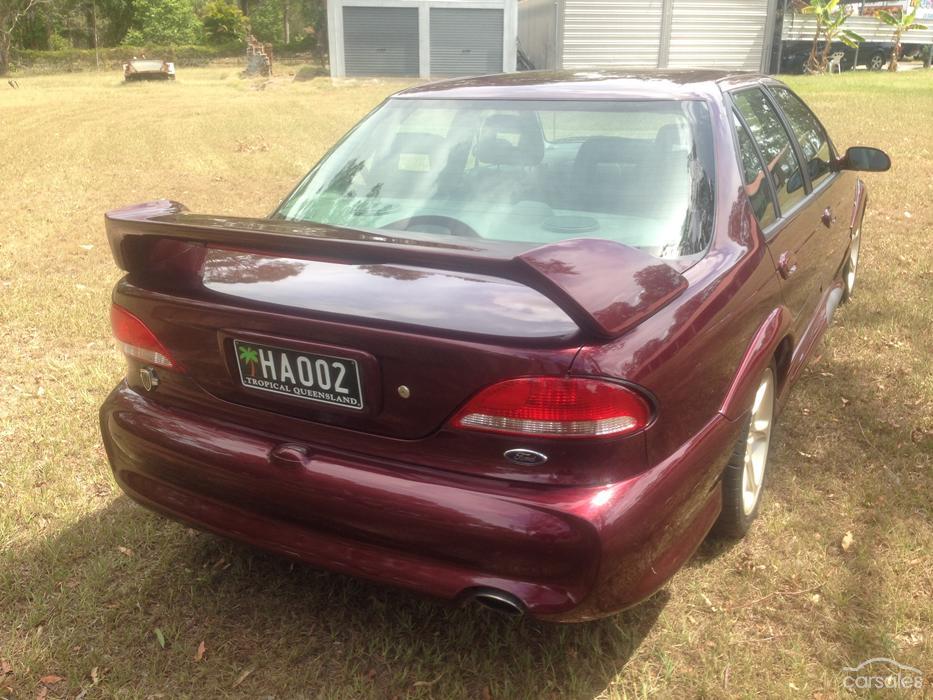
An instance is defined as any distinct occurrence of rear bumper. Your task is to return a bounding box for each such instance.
[124,72,174,81]
[100,383,739,621]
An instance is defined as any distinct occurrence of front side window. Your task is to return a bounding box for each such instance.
[276,99,716,259]
[732,88,806,215]
[768,85,834,189]
[733,112,777,229]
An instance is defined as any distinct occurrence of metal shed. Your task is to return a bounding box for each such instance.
[518,0,779,72]
[327,0,518,78]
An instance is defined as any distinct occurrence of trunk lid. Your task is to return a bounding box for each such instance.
[107,201,686,439]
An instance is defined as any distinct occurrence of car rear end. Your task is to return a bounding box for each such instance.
[99,86,736,620]
[98,198,728,620]
[124,59,175,81]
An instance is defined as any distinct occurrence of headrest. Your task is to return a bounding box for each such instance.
[655,123,685,152]
[475,114,544,166]
[572,137,639,182]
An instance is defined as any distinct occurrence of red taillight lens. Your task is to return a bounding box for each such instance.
[110,304,176,369]
[452,377,651,438]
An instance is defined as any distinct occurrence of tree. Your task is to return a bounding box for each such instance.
[238,345,259,376]
[878,0,928,71]
[123,0,201,45]
[1,0,46,74]
[202,0,246,43]
[247,0,282,43]
[98,0,135,45]
[800,0,863,74]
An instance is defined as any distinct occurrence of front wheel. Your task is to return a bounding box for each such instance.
[714,366,776,538]
[868,52,886,71]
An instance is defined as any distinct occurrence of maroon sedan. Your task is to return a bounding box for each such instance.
[100,70,889,622]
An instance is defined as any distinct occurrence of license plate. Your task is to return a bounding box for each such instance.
[233,339,364,410]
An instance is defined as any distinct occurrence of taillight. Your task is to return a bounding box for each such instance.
[452,377,651,438]
[110,304,177,369]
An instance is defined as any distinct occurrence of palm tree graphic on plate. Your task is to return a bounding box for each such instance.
[239,345,259,377]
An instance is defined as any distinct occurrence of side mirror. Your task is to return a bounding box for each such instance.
[837,146,891,172]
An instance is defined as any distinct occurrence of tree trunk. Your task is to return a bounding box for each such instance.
[283,0,290,44]
[820,35,833,71]
[924,45,932,68]
[889,32,900,71]
[807,21,823,73]
[0,31,11,77]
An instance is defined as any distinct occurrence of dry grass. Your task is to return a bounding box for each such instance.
[0,67,930,699]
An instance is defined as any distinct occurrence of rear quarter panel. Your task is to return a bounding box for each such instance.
[572,89,784,468]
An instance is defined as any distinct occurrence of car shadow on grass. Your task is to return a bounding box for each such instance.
[1,496,668,698]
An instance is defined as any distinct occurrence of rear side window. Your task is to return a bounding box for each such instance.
[733,112,777,228]
[769,85,833,189]
[732,88,806,214]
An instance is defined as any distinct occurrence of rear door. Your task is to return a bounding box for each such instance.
[730,86,834,341]
[764,83,852,292]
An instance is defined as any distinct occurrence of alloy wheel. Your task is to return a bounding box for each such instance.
[846,225,861,297]
[741,369,774,516]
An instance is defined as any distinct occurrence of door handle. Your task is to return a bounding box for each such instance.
[269,443,311,469]
[778,251,798,279]
[821,207,836,228]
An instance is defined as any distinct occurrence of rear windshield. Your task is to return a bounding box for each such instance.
[277,99,715,258]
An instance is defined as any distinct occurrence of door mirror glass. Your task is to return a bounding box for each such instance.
[839,147,891,172]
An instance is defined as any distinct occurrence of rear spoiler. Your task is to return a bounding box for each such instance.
[106,200,687,340]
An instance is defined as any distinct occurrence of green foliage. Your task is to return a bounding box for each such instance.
[98,0,136,45]
[202,0,247,44]
[9,41,241,71]
[247,0,282,43]
[799,0,863,73]
[877,1,928,71]
[123,0,202,45]
[2,0,330,71]
[47,32,69,50]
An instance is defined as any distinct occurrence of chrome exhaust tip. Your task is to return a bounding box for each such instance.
[468,589,525,616]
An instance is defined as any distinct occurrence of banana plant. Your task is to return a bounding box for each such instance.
[800,0,865,74]
[878,1,928,72]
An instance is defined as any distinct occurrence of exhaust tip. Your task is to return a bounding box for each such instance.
[468,588,525,616]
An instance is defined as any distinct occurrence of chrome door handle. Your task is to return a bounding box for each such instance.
[778,251,798,279]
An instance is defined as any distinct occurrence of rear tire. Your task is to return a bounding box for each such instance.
[714,366,776,539]
[869,52,885,71]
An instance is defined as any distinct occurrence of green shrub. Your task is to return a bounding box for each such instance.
[203,1,249,44]
[10,43,244,73]
[248,0,284,43]
[123,0,203,46]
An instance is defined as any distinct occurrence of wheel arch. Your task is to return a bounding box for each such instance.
[850,178,868,233]
[719,306,794,421]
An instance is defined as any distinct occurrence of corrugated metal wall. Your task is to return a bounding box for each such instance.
[559,0,774,71]
[430,8,505,76]
[562,0,665,69]
[782,13,933,44]
[667,0,770,70]
[343,6,420,77]
[517,0,559,70]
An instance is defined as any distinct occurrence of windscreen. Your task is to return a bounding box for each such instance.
[276,99,715,258]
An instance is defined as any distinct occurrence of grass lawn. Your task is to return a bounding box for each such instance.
[0,67,930,699]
